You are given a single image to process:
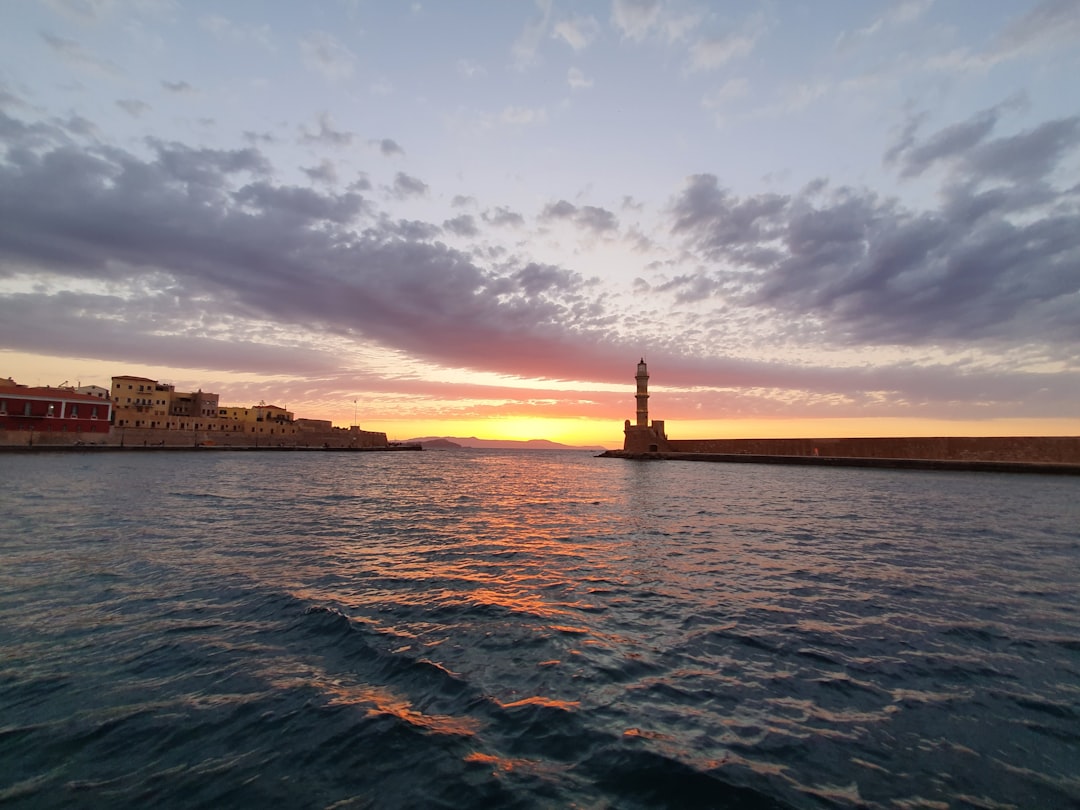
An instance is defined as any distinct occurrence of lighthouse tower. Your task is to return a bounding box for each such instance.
[623,358,667,453]
[635,358,649,426]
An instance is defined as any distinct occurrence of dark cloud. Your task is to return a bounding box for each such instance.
[968,117,1080,183]
[0,118,625,382]
[302,159,338,185]
[577,205,618,232]
[540,199,619,233]
[885,101,1079,185]
[299,113,354,147]
[483,206,525,228]
[161,80,194,94]
[0,290,341,376]
[376,218,441,241]
[669,141,1080,352]
[888,109,1000,178]
[392,171,428,199]
[541,199,578,220]
[373,138,404,157]
[443,214,478,237]
[451,195,476,208]
[1,105,1076,417]
[348,175,372,192]
[116,99,151,117]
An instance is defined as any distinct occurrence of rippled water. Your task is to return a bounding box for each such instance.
[1,450,1078,809]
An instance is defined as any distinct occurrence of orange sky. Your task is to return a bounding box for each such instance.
[5,351,1077,449]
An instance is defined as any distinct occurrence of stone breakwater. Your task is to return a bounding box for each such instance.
[0,424,393,450]
[602,436,1080,475]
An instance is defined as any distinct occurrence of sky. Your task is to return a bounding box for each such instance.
[1,0,1078,447]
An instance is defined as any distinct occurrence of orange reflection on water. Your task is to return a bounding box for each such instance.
[468,586,569,618]
[333,682,480,737]
[463,750,570,779]
[547,624,588,635]
[269,666,479,738]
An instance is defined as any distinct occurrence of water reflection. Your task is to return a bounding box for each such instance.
[2,452,1078,808]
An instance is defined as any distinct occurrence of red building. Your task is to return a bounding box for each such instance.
[0,385,113,434]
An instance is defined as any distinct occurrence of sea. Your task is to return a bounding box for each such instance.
[1,449,1078,809]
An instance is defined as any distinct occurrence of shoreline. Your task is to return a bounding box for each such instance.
[0,444,423,454]
[599,450,1080,476]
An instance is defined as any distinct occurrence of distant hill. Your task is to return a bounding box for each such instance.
[408,436,608,452]
[417,438,462,449]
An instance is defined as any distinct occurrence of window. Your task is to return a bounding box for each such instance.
[24,402,31,416]
[91,407,98,419]
[70,405,78,417]
[46,404,55,417]
[0,400,6,414]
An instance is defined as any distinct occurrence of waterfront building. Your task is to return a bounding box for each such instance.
[170,389,220,420]
[76,385,110,400]
[111,375,175,428]
[0,383,112,434]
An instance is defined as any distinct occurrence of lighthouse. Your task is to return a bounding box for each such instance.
[623,358,666,453]
[635,358,649,426]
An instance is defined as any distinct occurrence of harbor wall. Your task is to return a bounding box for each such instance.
[0,425,389,449]
[661,436,1080,464]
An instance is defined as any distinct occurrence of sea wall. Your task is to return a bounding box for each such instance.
[661,436,1080,464]
[0,425,389,449]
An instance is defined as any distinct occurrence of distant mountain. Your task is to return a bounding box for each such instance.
[408,436,608,452]
[417,438,462,449]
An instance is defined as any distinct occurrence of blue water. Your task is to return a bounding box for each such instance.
[1,450,1078,809]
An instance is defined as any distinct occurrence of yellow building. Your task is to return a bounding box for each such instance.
[111,375,174,428]
[216,402,297,438]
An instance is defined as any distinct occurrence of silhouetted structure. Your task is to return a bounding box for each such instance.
[611,360,1080,469]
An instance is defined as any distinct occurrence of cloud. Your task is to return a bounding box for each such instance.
[567,67,593,90]
[0,122,626,383]
[540,200,619,233]
[887,102,1080,184]
[553,15,599,50]
[0,290,342,377]
[457,59,485,78]
[40,30,122,75]
[512,0,553,68]
[372,138,405,157]
[299,113,355,147]
[611,0,663,41]
[391,171,429,199]
[300,31,356,80]
[302,159,338,185]
[688,31,757,72]
[888,108,1002,178]
[835,0,934,51]
[991,0,1080,60]
[161,80,193,94]
[669,149,1080,353]
[116,98,151,117]
[483,206,525,228]
[443,214,478,237]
